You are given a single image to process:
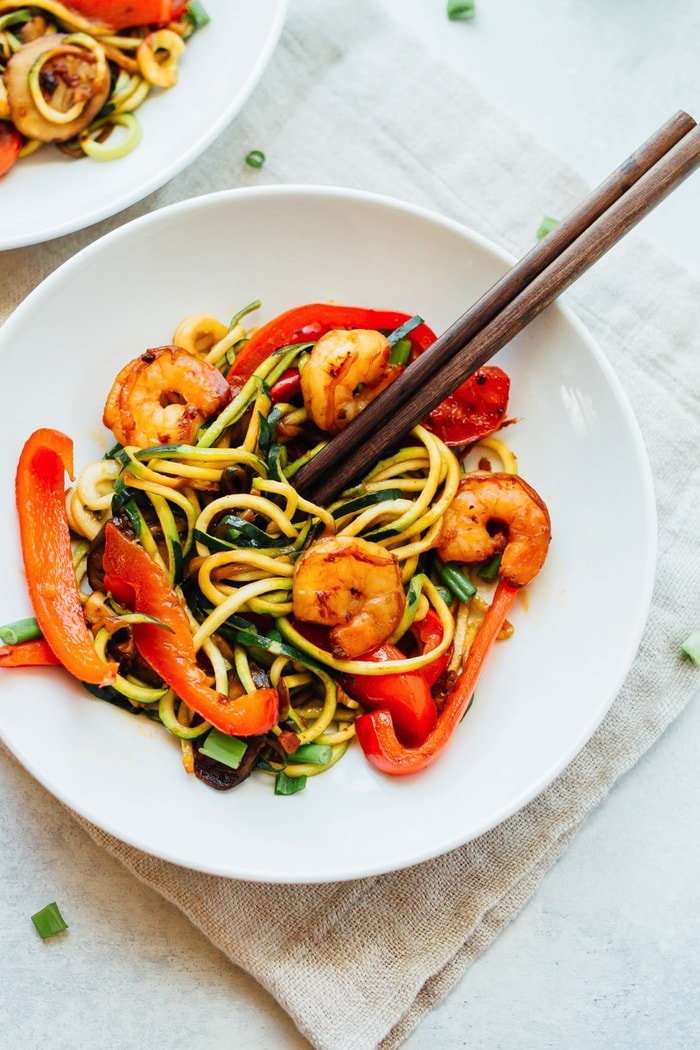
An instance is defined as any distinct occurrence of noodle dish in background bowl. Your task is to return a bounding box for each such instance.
[0,0,288,248]
[0,186,656,882]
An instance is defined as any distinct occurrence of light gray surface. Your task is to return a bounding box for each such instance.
[2,2,699,1047]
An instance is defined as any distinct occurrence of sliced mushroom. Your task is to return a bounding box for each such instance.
[6,32,110,142]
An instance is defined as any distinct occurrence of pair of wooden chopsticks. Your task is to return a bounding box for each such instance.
[293,110,699,506]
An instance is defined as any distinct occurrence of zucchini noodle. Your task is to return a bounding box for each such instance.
[0,1,206,171]
[20,299,529,797]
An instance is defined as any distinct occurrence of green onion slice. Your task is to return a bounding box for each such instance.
[198,729,247,769]
[31,902,68,940]
[0,617,41,644]
[186,0,211,27]
[386,314,424,346]
[289,742,333,765]
[275,770,307,795]
[477,552,502,582]
[245,149,266,169]
[681,629,700,666]
[436,559,477,603]
[388,338,412,366]
[447,0,476,20]
[536,215,560,240]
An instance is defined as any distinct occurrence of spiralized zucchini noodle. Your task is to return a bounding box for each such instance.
[2,299,552,794]
[0,1,208,171]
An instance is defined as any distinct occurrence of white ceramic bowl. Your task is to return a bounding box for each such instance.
[0,186,656,881]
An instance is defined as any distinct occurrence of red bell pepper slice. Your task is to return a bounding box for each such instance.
[425,366,511,446]
[343,641,438,748]
[64,1,186,29]
[15,428,118,687]
[102,522,279,736]
[269,368,302,403]
[0,122,22,178]
[0,639,61,668]
[408,608,451,688]
[226,303,438,396]
[355,578,519,774]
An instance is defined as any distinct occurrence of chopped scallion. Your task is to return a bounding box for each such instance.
[536,215,560,240]
[681,629,700,666]
[31,902,68,940]
[436,559,477,603]
[275,770,307,795]
[477,552,502,582]
[245,149,266,169]
[198,729,247,769]
[0,617,41,645]
[388,338,412,366]
[447,0,475,20]
[186,0,211,27]
[386,314,424,346]
[289,743,333,765]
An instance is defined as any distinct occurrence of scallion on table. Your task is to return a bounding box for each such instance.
[536,215,560,240]
[31,902,68,940]
[681,629,700,666]
[447,0,475,20]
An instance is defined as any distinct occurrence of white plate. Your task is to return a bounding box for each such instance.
[0,187,656,882]
[0,1,287,249]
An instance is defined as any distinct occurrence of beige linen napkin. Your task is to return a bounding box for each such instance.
[2,1,699,1048]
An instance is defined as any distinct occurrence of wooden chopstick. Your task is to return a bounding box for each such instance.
[293,111,699,505]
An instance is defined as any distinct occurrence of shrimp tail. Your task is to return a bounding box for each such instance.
[355,578,519,775]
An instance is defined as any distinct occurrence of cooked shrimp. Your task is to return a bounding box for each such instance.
[300,328,401,434]
[436,472,551,587]
[103,345,232,448]
[292,535,406,658]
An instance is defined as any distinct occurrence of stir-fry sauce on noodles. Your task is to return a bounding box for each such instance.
[2,301,551,793]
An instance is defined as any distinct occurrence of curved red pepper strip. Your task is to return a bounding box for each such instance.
[0,639,62,668]
[102,523,278,736]
[355,579,519,775]
[15,428,118,687]
[64,1,186,30]
[226,303,438,396]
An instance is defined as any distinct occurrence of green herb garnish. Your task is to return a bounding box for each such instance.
[32,902,68,940]
[536,216,560,240]
[681,629,700,666]
[274,770,307,795]
[198,729,247,770]
[447,0,475,20]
